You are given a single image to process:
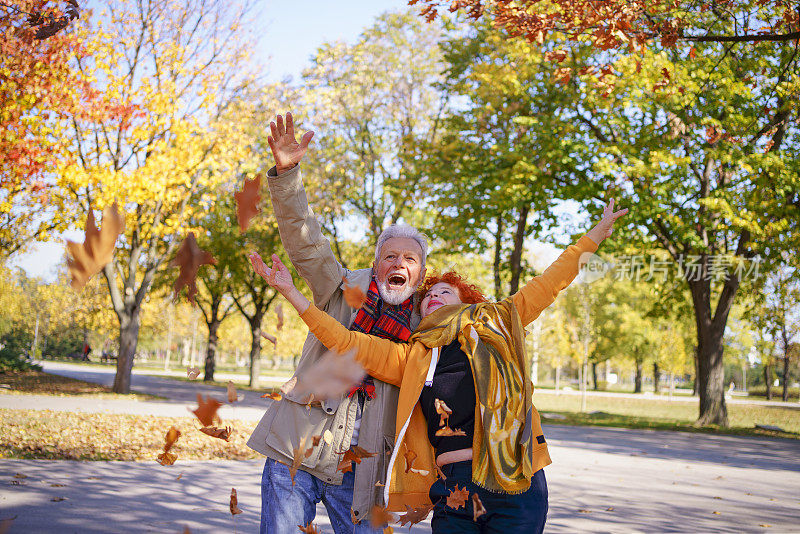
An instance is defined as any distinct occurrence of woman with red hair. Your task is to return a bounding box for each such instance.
[251,200,627,533]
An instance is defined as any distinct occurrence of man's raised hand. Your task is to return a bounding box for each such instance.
[268,112,315,174]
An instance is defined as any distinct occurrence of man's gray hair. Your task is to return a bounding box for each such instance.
[374,224,429,267]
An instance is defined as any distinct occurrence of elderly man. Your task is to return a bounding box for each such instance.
[247,112,428,533]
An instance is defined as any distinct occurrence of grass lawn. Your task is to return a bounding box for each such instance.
[533,392,800,439]
[0,370,161,400]
[0,409,259,461]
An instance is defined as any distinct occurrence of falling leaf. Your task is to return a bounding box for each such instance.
[312,434,322,447]
[289,437,314,486]
[337,445,377,472]
[234,174,262,233]
[374,481,385,487]
[157,451,177,465]
[435,464,447,481]
[712,511,721,515]
[189,393,222,427]
[446,484,469,509]
[260,331,278,347]
[323,430,333,444]
[397,503,435,526]
[689,46,697,59]
[276,303,284,330]
[230,488,243,515]
[404,450,418,473]
[434,399,452,427]
[472,493,487,521]
[199,426,233,441]
[66,202,125,290]
[342,276,367,308]
[298,523,322,534]
[13,473,27,479]
[176,473,183,481]
[186,367,200,379]
[171,232,216,303]
[227,381,238,403]
[164,426,181,452]
[435,426,467,437]
[261,391,282,400]
[293,348,365,402]
[606,506,614,511]
[579,509,592,513]
[409,468,429,476]
[51,497,66,502]
[370,505,394,528]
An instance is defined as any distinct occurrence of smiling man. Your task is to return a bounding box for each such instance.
[247,112,428,534]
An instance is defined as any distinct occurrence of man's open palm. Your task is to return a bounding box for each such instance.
[268,112,314,173]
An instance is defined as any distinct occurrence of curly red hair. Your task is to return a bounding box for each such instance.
[417,271,488,305]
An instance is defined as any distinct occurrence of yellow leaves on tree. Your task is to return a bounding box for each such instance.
[229,488,243,515]
[171,232,216,304]
[66,202,125,290]
[446,484,470,509]
[342,276,367,308]
[234,174,262,233]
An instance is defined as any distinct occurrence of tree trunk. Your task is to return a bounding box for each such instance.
[555,365,561,395]
[695,320,728,426]
[249,323,262,388]
[508,204,530,294]
[591,361,598,390]
[781,325,790,402]
[204,319,221,382]
[493,214,504,300]
[113,312,140,394]
[692,345,699,395]
[653,362,661,394]
[765,364,773,400]
[634,360,643,393]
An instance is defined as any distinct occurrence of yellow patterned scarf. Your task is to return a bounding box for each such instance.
[409,300,535,494]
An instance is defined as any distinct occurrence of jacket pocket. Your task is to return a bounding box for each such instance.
[263,396,332,467]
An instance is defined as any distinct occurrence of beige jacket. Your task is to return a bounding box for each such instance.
[246,165,421,522]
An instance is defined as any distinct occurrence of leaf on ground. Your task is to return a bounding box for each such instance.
[164,426,181,452]
[199,426,232,441]
[261,392,282,400]
[171,232,216,303]
[260,331,278,347]
[234,174,262,233]
[434,398,452,427]
[578,509,592,513]
[227,381,238,403]
[606,506,614,511]
[13,473,27,479]
[230,488,243,515]
[712,511,721,515]
[276,303,284,331]
[186,367,200,380]
[66,202,125,290]
[189,394,222,427]
[294,348,365,402]
[51,497,66,502]
[157,451,177,465]
[446,484,469,509]
[342,276,367,308]
[370,505,394,528]
[472,493,487,521]
[397,503,435,526]
[176,473,183,481]
[435,426,467,437]
[298,522,322,534]
[50,483,66,487]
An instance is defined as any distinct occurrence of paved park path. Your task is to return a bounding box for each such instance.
[1,363,799,533]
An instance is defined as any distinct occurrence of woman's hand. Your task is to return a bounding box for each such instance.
[249,252,310,313]
[587,199,628,245]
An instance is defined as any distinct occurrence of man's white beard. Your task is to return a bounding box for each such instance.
[377,279,416,306]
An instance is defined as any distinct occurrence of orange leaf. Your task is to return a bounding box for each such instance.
[164,426,181,452]
[293,348,365,402]
[66,202,125,290]
[370,505,394,528]
[435,464,447,481]
[298,522,322,534]
[230,488,243,515]
[434,398,452,427]
[199,425,232,441]
[435,426,467,437]
[261,391,282,400]
[289,437,314,486]
[276,303,284,330]
[227,381,238,403]
[472,493,487,521]
[397,503,435,526]
[156,451,177,465]
[446,484,470,509]
[171,232,216,304]
[186,367,200,379]
[404,450,418,473]
[689,46,697,59]
[337,445,376,472]
[189,393,222,427]
[234,174,262,233]
[342,276,367,308]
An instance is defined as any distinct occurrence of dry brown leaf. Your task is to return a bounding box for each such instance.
[311,434,322,447]
[189,393,222,427]
[66,202,125,290]
[260,331,278,347]
[186,367,200,379]
[227,381,238,403]
[176,473,183,481]
[434,398,452,427]
[435,464,447,481]
[230,488,243,515]
[171,232,216,303]
[261,391,282,400]
[156,451,177,465]
[472,493,487,521]
[234,174,262,233]
[298,523,322,534]
[446,484,470,509]
[370,505,394,528]
[435,426,467,437]
[289,437,313,486]
[164,426,181,452]
[293,348,365,402]
[276,303,284,330]
[409,468,430,476]
[404,450,418,473]
[199,426,232,441]
[397,503,435,527]
[323,429,333,444]
[342,276,367,308]
[337,445,377,473]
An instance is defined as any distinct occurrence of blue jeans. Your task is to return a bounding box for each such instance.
[428,461,548,534]
[260,458,382,534]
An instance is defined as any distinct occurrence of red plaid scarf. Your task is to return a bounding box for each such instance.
[347,277,413,398]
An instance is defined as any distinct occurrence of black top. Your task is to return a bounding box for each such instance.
[419,340,475,456]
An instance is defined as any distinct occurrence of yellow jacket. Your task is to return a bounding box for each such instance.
[300,235,598,511]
